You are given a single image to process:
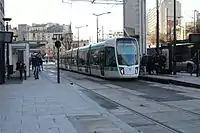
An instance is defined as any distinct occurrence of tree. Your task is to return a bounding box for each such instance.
[148,33,156,45]
[185,25,194,37]
[159,33,167,43]
[167,26,182,41]
[148,32,167,45]
[62,23,73,50]
[65,33,73,50]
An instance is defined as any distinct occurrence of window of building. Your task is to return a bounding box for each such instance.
[33,33,35,38]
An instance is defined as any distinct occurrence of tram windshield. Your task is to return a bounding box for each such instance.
[116,38,138,66]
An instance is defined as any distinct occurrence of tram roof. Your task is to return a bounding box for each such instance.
[79,44,90,50]
[66,37,137,52]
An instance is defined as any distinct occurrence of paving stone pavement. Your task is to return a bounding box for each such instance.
[0,71,139,133]
[54,70,200,133]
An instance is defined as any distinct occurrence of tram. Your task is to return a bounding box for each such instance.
[60,37,140,78]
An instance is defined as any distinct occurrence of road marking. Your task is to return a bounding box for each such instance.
[105,84,122,89]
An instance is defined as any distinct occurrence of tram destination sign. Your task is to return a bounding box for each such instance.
[189,33,200,43]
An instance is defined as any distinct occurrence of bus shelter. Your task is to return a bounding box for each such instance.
[9,40,46,78]
[10,43,30,77]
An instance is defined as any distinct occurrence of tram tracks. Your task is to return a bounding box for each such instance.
[58,76,184,133]
[47,70,200,133]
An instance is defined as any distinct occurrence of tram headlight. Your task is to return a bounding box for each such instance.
[120,67,125,75]
[135,67,138,74]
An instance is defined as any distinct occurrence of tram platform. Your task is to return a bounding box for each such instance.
[0,70,139,133]
[139,73,200,89]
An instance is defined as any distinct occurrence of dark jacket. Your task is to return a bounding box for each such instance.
[32,56,41,66]
[16,61,25,70]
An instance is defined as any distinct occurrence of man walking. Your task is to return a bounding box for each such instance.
[33,54,41,79]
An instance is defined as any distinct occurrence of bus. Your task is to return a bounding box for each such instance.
[147,42,197,73]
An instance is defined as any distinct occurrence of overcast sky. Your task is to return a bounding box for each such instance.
[4,0,200,40]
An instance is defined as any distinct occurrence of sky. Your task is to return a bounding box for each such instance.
[4,0,200,41]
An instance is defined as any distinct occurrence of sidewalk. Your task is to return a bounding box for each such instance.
[0,71,138,133]
[139,73,200,89]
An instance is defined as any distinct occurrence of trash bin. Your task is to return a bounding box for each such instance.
[8,65,13,75]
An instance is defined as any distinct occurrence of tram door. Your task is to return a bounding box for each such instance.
[99,48,105,76]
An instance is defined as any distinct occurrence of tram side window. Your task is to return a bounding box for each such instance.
[66,53,71,65]
[90,48,100,65]
[83,50,87,66]
[105,47,117,67]
[86,50,90,66]
[78,51,82,66]
[78,51,86,66]
[90,49,95,65]
[72,51,77,65]
[99,48,105,65]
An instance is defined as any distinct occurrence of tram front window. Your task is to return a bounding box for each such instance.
[117,39,138,66]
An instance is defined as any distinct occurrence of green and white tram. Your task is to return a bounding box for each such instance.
[60,37,140,78]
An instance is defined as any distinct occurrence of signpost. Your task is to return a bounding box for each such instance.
[55,40,61,83]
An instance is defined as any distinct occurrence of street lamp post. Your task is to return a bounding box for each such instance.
[75,25,88,48]
[156,0,159,55]
[93,12,111,43]
[194,10,199,33]
[52,34,63,84]
[173,0,177,75]
[3,18,12,79]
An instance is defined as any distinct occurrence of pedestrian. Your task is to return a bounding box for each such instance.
[33,54,41,79]
[16,60,25,80]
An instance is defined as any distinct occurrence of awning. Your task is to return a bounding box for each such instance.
[12,40,47,49]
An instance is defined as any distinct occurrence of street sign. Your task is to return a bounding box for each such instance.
[0,31,13,43]
[55,41,61,49]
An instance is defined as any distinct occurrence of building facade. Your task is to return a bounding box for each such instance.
[71,40,89,48]
[185,21,195,37]
[196,13,200,33]
[0,0,4,84]
[18,24,30,41]
[0,0,4,30]
[106,31,123,39]
[29,23,72,56]
[123,0,147,55]
[147,0,182,42]
[16,23,73,57]
[147,7,157,35]
[160,0,182,40]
